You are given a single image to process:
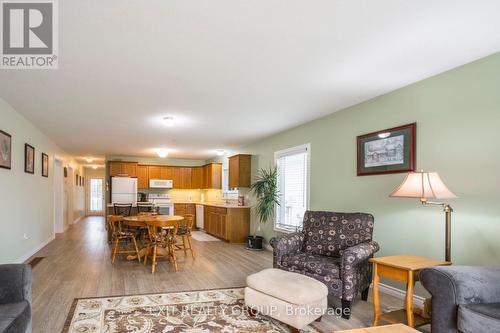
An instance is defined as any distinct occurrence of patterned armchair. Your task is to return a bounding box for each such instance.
[270,211,379,319]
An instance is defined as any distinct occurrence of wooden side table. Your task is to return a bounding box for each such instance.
[370,255,451,328]
[334,324,419,333]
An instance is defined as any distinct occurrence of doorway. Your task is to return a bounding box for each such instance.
[88,178,104,215]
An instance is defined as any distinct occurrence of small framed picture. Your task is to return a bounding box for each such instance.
[64,167,67,178]
[25,144,35,174]
[357,123,416,176]
[76,174,79,186]
[42,153,49,177]
[0,130,12,170]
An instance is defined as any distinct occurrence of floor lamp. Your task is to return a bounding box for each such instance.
[390,171,457,262]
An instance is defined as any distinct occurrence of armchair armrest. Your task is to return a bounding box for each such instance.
[341,241,380,268]
[340,241,380,301]
[270,232,305,267]
[0,264,32,305]
[420,266,500,333]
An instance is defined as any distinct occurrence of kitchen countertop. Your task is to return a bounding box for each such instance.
[107,202,251,209]
[173,201,251,209]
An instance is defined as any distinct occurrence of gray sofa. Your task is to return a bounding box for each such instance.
[0,264,32,333]
[420,266,500,333]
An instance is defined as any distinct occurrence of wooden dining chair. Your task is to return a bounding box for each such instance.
[144,220,179,273]
[107,215,141,263]
[137,203,154,213]
[175,214,195,258]
[113,203,132,216]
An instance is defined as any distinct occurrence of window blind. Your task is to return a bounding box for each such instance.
[275,145,309,231]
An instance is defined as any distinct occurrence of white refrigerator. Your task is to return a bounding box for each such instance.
[111,177,137,205]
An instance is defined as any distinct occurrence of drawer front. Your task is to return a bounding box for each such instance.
[376,265,409,283]
[216,207,227,214]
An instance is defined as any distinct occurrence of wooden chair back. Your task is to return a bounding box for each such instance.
[113,203,132,216]
[137,203,154,213]
[147,220,179,244]
[107,215,124,234]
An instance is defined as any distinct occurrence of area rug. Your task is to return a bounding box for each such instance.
[191,231,220,242]
[63,288,321,333]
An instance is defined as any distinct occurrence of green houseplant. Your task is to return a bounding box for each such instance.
[247,166,280,250]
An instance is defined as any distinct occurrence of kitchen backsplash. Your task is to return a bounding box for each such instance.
[137,188,248,205]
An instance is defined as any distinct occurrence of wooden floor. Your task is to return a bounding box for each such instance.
[30,216,430,333]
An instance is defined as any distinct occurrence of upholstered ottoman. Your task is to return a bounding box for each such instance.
[245,268,328,332]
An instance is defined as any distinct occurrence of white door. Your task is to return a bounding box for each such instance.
[88,178,104,215]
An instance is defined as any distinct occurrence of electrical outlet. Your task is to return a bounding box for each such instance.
[23,233,29,240]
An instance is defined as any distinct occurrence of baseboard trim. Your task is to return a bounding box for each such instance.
[374,282,426,309]
[71,216,83,225]
[16,235,55,264]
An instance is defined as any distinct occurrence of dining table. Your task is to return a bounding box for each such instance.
[123,214,184,262]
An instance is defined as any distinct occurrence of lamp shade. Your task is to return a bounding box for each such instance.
[390,171,457,199]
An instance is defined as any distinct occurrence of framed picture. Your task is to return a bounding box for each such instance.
[25,144,35,174]
[42,153,49,177]
[357,123,416,176]
[76,174,79,186]
[0,130,12,170]
[64,167,67,178]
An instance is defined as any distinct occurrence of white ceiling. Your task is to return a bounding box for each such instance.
[1,0,499,160]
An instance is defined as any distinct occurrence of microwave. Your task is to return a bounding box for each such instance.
[149,179,173,188]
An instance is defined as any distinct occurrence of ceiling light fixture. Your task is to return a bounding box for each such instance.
[156,149,169,158]
[378,132,391,139]
[86,157,94,163]
[163,116,174,127]
[92,166,98,170]
[216,149,225,156]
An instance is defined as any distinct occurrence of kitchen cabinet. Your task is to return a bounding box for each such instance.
[228,154,251,188]
[203,205,249,242]
[148,166,161,180]
[160,166,173,179]
[191,167,203,189]
[109,161,138,177]
[203,163,222,189]
[174,203,196,226]
[109,161,221,190]
[180,168,192,189]
[172,167,181,188]
[137,165,148,189]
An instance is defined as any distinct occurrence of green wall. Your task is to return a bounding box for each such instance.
[0,98,84,263]
[237,53,500,267]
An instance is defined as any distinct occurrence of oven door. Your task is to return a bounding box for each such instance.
[157,204,174,216]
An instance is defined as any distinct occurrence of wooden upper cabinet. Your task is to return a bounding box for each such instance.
[108,161,122,177]
[148,166,161,180]
[137,165,148,189]
[109,161,138,177]
[228,154,251,188]
[123,163,137,177]
[180,167,192,189]
[205,163,222,189]
[160,166,173,180]
[171,167,181,188]
[191,167,203,189]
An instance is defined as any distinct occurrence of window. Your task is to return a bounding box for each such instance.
[89,178,103,212]
[222,159,239,199]
[275,144,310,232]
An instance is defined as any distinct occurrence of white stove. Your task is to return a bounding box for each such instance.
[148,194,174,215]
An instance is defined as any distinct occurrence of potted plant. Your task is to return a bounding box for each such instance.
[247,166,280,250]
